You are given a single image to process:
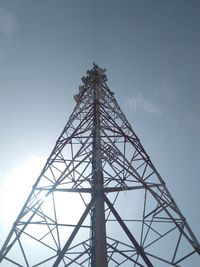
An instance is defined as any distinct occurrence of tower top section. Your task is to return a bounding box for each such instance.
[82,63,107,84]
[74,63,108,103]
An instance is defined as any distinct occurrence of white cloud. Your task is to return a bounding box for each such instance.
[125,92,162,117]
[0,6,20,59]
[0,6,19,37]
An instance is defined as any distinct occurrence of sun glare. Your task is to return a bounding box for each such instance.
[0,155,90,237]
[0,155,46,228]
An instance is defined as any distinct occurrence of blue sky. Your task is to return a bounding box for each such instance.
[0,0,199,265]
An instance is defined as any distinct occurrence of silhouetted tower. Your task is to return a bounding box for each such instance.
[0,65,200,266]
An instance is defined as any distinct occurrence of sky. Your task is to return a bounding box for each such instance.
[0,0,199,265]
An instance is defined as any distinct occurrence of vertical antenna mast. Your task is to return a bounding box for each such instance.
[91,65,107,266]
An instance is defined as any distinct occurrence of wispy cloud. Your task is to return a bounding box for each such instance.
[0,5,20,59]
[124,92,162,117]
[125,77,200,134]
[0,6,19,37]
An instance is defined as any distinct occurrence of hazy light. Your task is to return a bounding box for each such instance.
[0,155,46,228]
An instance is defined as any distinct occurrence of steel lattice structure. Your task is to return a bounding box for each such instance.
[0,64,200,267]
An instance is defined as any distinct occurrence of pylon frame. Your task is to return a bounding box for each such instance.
[0,64,199,266]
